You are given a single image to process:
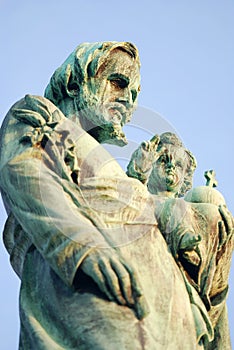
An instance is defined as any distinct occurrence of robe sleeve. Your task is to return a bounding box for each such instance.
[0,95,111,287]
[0,147,109,287]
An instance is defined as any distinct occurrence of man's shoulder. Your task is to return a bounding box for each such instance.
[0,95,65,165]
[1,94,67,136]
[10,94,58,118]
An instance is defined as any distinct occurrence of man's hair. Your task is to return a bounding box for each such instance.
[148,132,197,197]
[44,41,140,106]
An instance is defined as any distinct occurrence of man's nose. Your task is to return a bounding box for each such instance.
[118,87,133,106]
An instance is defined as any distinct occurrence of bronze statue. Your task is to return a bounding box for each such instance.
[0,42,233,349]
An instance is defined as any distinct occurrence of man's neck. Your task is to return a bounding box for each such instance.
[57,98,83,129]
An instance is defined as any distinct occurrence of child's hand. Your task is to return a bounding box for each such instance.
[127,135,160,183]
[179,232,202,251]
[178,232,202,267]
[218,204,234,248]
[140,134,160,163]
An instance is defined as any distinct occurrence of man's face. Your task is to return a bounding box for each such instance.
[150,144,188,196]
[79,49,140,145]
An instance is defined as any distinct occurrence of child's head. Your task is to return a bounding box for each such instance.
[147,133,197,197]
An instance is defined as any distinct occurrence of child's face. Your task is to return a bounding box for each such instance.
[150,144,188,195]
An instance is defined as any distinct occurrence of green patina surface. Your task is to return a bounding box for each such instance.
[0,41,233,350]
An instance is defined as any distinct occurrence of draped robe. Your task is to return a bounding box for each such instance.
[0,95,219,349]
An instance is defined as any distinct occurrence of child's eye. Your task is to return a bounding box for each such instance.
[158,156,166,164]
[176,161,182,168]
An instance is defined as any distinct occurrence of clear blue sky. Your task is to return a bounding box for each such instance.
[0,1,233,348]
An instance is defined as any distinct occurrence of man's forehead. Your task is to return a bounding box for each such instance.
[97,49,140,77]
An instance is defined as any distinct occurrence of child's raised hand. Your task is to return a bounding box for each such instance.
[127,134,160,183]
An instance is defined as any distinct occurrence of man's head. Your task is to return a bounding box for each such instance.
[44,42,140,146]
[147,133,197,197]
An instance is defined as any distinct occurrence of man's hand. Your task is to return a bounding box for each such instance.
[79,248,149,320]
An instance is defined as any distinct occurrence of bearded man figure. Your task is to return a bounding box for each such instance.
[0,42,215,349]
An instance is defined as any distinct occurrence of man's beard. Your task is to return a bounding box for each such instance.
[88,123,127,146]
[75,92,130,146]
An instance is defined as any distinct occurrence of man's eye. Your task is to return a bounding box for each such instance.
[110,78,128,89]
[108,74,129,89]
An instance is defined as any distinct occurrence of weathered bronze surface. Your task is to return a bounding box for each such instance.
[0,42,233,349]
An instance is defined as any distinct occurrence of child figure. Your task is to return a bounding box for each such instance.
[127,132,201,263]
[127,132,234,349]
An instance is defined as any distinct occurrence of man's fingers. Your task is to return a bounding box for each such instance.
[118,258,149,320]
[134,295,150,320]
[120,260,143,298]
[110,258,135,306]
[81,250,149,320]
[85,262,115,302]
[99,258,126,305]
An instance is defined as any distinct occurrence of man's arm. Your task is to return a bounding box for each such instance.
[1,144,148,319]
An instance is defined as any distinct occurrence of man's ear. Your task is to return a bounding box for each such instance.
[65,64,80,98]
